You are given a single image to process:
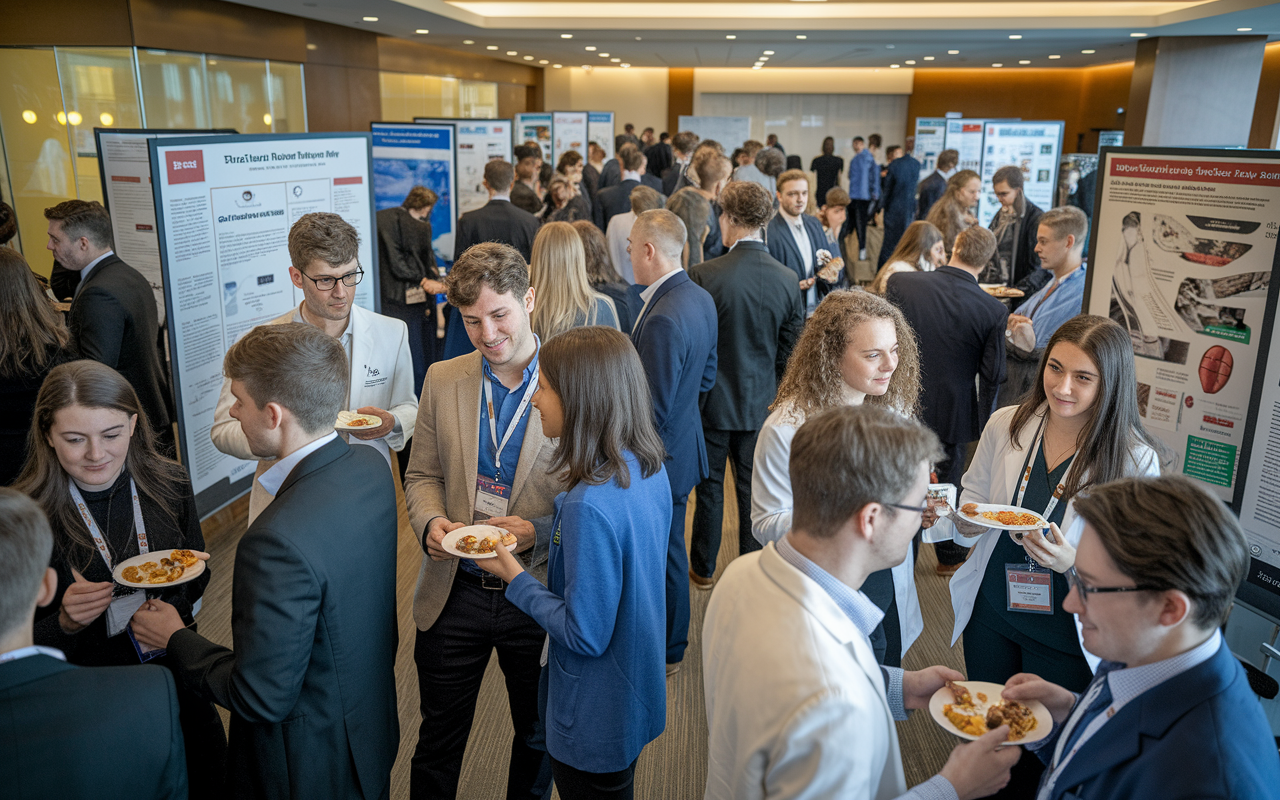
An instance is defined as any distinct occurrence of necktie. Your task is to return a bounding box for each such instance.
[1056,664,1119,765]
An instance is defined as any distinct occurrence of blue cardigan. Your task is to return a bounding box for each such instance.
[505,453,672,772]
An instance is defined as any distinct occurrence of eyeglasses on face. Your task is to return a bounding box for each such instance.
[1066,566,1163,606]
[299,266,364,291]
[885,499,929,516]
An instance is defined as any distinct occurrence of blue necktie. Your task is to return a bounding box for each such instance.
[1058,663,1119,763]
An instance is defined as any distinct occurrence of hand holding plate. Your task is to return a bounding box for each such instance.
[903,664,966,710]
[426,518,466,561]
[351,406,395,440]
[938,726,1021,800]
[59,568,115,633]
[1018,523,1074,573]
[485,515,535,554]
[1002,673,1077,724]
[477,537,525,583]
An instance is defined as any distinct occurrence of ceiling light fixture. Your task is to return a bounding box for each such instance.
[362,16,378,21]
[923,56,934,61]
[599,52,610,57]
[486,45,498,50]
[1238,27,1254,32]
[561,33,573,38]
[585,46,597,51]
[763,50,775,55]
[635,37,642,41]
[948,49,959,54]
[621,63,631,68]
[539,59,549,64]
[507,50,518,55]
[416,29,429,34]
[752,65,762,69]
[554,64,563,68]
[1081,49,1096,53]
[796,34,807,39]
[610,57,620,62]
[524,55,534,60]
[463,39,475,44]
[1019,60,1031,64]
[1130,32,1147,37]
[890,64,900,68]
[1048,54,1061,59]
[726,34,736,39]
[905,60,916,64]
[1009,34,1022,39]
[992,62,1003,67]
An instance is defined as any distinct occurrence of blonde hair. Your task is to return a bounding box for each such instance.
[529,222,610,340]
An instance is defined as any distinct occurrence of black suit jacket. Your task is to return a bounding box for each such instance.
[661,162,685,196]
[68,254,172,436]
[510,181,543,215]
[917,170,947,220]
[0,655,187,799]
[886,266,1008,443]
[168,438,400,800]
[641,172,665,195]
[454,199,540,263]
[689,241,804,431]
[376,206,436,305]
[594,178,641,231]
[765,212,841,308]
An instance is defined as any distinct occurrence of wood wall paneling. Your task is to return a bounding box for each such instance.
[1249,42,1280,148]
[668,68,695,135]
[129,0,307,62]
[499,84,531,119]
[0,0,132,46]
[303,63,352,132]
[1075,62,1132,152]
[304,18,379,69]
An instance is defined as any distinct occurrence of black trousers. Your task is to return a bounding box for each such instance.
[411,573,552,800]
[840,199,874,256]
[935,439,971,566]
[550,757,638,800]
[690,428,762,578]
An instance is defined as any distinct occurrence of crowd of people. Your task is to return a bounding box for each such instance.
[0,121,1277,800]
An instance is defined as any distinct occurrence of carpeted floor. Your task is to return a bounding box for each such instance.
[197,460,965,798]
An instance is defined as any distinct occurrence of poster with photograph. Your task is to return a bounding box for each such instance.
[944,119,987,173]
[414,118,512,217]
[552,111,589,163]
[150,133,377,516]
[588,112,615,160]
[913,117,949,180]
[515,112,554,161]
[371,122,458,270]
[976,121,1064,227]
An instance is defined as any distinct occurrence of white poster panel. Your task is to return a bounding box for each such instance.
[515,112,553,161]
[588,112,615,160]
[95,128,233,322]
[552,111,589,163]
[944,119,987,174]
[372,122,458,270]
[976,121,1064,227]
[414,117,512,217]
[678,115,752,151]
[150,133,378,516]
[912,117,949,180]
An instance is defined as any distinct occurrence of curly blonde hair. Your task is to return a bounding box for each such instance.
[771,290,921,418]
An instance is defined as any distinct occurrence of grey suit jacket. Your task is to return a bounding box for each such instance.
[405,352,565,630]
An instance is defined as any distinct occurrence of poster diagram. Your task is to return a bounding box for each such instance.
[588,112,615,161]
[976,121,1064,227]
[515,112,553,161]
[913,117,948,180]
[414,118,512,218]
[552,111,589,163]
[371,123,458,270]
[944,119,986,173]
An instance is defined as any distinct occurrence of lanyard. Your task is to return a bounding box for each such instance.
[1013,418,1074,551]
[482,370,539,480]
[69,478,148,572]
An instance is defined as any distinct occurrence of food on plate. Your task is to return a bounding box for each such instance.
[170,549,199,568]
[346,417,374,427]
[941,681,1040,742]
[1153,214,1251,267]
[985,700,1039,741]
[945,679,973,706]
[977,692,988,703]
[944,706,990,737]
[120,555,188,585]
[456,530,518,555]
[979,509,1044,527]
[982,285,1025,298]
[1199,346,1234,394]
[960,503,979,517]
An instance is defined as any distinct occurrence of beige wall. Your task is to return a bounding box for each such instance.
[544,67,669,134]
[693,67,914,96]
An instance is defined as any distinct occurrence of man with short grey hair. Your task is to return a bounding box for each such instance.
[629,209,718,673]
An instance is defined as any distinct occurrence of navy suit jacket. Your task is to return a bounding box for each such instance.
[631,271,718,498]
[1036,643,1280,800]
[881,155,921,222]
[594,179,640,231]
[765,212,842,304]
[917,170,947,220]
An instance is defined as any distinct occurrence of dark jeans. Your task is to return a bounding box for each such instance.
[382,296,439,395]
[666,493,692,664]
[550,757,638,800]
[690,428,762,578]
[840,199,874,256]
[411,573,552,800]
[935,439,971,566]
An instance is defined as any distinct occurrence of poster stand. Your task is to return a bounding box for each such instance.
[371,122,459,271]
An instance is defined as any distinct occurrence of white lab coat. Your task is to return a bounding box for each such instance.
[211,304,418,522]
[703,545,906,800]
[751,402,923,658]
[930,405,1160,671]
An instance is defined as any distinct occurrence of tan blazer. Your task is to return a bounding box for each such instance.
[405,352,564,631]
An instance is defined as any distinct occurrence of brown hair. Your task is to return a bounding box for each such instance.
[1039,205,1089,246]
[952,225,997,269]
[1075,474,1248,628]
[755,148,785,178]
[288,212,359,271]
[776,169,808,193]
[936,149,959,171]
[791,405,942,539]
[0,488,54,639]
[402,186,438,211]
[693,152,732,188]
[719,181,774,230]
[556,150,583,172]
[43,200,112,249]
[824,187,850,208]
[571,220,623,286]
[672,131,700,156]
[516,157,540,182]
[870,221,944,294]
[773,290,921,418]
[742,140,764,158]
[821,136,835,156]
[447,242,530,308]
[1009,315,1162,503]
[992,165,1025,190]
[0,248,69,378]
[620,147,646,172]
[628,185,665,215]
[868,134,883,149]
[539,326,666,490]
[484,160,515,192]
[223,322,348,435]
[15,361,187,572]
[926,169,981,253]
[664,189,710,267]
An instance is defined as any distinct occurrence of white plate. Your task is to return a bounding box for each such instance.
[928,680,1052,746]
[112,549,207,589]
[956,503,1049,531]
[335,411,382,431]
[442,525,517,559]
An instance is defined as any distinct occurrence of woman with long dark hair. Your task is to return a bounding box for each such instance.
[867,220,946,295]
[480,326,670,799]
[16,360,226,797]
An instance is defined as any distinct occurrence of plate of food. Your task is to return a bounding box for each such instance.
[957,502,1048,531]
[335,410,382,431]
[929,680,1050,745]
[980,284,1025,299]
[442,525,518,559]
[112,549,206,588]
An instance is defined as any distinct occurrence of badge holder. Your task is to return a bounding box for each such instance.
[128,624,166,663]
[1005,562,1054,614]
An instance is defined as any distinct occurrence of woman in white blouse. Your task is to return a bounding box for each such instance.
[867,220,946,295]
[750,290,924,666]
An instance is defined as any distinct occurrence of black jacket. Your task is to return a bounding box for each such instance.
[0,345,73,485]
[594,178,641,231]
[375,206,436,305]
[988,198,1047,291]
[454,199,540,263]
[886,266,1008,444]
[689,241,804,431]
[917,170,947,221]
[68,254,172,437]
[510,181,543,215]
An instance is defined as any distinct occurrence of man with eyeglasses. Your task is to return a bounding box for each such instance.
[212,212,418,522]
[1002,474,1279,800]
[703,405,1019,800]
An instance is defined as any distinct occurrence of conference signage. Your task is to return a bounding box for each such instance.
[912,117,949,181]
[1082,147,1280,614]
[94,128,234,322]
[975,121,1065,227]
[552,111,589,163]
[588,112,615,160]
[149,133,378,517]
[371,122,459,270]
[515,112,553,161]
[413,118,512,217]
[678,115,752,155]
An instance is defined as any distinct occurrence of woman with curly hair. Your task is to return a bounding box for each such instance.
[749,289,924,666]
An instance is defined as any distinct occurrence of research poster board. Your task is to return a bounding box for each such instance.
[588,112,615,160]
[913,117,949,179]
[515,112,553,161]
[975,120,1064,227]
[552,111,589,162]
[414,118,512,218]
[944,119,987,173]
[150,132,378,517]
[1237,277,1280,620]
[678,115,751,152]
[371,122,458,270]
[94,128,235,322]
[1098,130,1125,149]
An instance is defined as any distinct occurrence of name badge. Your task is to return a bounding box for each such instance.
[474,476,510,522]
[1005,563,1054,615]
[405,286,427,304]
[106,588,146,638]
[128,624,166,663]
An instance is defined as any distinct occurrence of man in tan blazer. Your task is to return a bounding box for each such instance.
[404,242,565,800]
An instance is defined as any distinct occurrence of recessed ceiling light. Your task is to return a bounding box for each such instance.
[486,45,498,50]
[553,64,563,68]
[599,52,610,57]
[1048,54,1061,59]
[1082,49,1096,53]
[1239,27,1254,31]
[610,57,620,62]
[759,56,769,61]
[726,34,737,39]
[463,40,475,44]
[992,62,1003,67]
[507,51,518,55]
[582,65,592,71]
[1019,60,1031,64]
[621,63,631,68]
[1009,34,1022,39]
[524,56,535,60]
[585,46,597,51]
[763,50,775,55]
[635,37,642,41]
[948,49,960,54]
[905,60,916,64]
[416,29,429,34]
[1131,32,1147,37]
[539,59,549,64]
[890,64,900,68]
[923,56,934,60]
[362,16,378,22]
[796,34,807,39]
[561,33,573,38]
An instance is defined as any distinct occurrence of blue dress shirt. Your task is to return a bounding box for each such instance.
[1013,267,1087,351]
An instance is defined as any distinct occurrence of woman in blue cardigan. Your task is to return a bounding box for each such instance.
[481,325,671,799]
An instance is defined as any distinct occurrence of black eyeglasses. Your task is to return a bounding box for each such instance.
[885,500,929,516]
[1066,567,1163,607]
[299,267,364,291]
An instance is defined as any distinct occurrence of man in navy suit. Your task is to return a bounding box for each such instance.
[766,169,843,318]
[629,209,718,673]
[1003,474,1280,800]
[917,148,958,221]
[877,146,921,268]
[595,145,649,231]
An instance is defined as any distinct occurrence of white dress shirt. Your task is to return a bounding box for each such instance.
[779,208,818,315]
[0,645,66,664]
[257,432,338,498]
[606,211,638,284]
